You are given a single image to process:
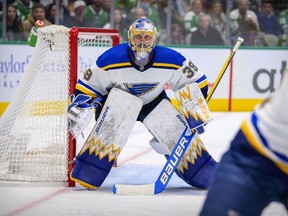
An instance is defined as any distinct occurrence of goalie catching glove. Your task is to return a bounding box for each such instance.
[68,94,103,139]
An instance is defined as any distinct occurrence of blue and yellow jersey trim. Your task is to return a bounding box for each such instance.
[101,62,131,71]
[100,61,182,71]
[75,80,103,98]
[195,75,208,89]
[152,62,181,70]
[97,43,186,71]
[241,113,288,174]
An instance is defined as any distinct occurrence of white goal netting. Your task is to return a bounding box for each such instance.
[0,25,119,185]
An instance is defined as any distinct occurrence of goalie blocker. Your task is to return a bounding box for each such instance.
[70,88,143,188]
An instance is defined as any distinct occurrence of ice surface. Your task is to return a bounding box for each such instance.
[0,112,287,216]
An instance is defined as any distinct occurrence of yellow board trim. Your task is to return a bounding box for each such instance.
[231,99,264,111]
[0,101,67,117]
[0,102,9,116]
[0,98,268,117]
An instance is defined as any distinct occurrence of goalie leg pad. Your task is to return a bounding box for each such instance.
[70,88,143,188]
[71,152,115,189]
[144,99,217,189]
[170,135,217,189]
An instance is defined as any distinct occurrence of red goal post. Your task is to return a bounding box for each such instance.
[68,27,119,186]
[0,26,120,187]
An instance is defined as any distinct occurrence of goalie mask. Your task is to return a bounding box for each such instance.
[128,17,158,67]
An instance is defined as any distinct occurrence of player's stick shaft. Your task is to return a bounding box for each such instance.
[206,37,244,102]
[113,37,244,195]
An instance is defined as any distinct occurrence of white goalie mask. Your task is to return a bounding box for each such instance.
[128,17,158,67]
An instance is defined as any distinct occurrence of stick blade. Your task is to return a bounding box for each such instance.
[113,183,155,195]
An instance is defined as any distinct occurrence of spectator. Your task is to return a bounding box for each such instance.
[141,0,169,44]
[66,0,75,13]
[22,3,52,39]
[249,0,261,13]
[46,2,57,24]
[202,0,234,13]
[182,0,194,13]
[45,0,70,25]
[184,0,208,33]
[244,21,267,46]
[257,1,281,37]
[102,0,111,15]
[190,13,224,45]
[170,22,185,45]
[235,16,278,47]
[172,0,186,25]
[137,0,162,30]
[184,0,210,44]
[0,4,25,41]
[153,0,185,44]
[64,0,90,27]
[85,0,108,28]
[154,0,168,30]
[114,0,136,17]
[278,5,288,46]
[130,7,145,21]
[129,4,166,44]
[208,0,226,42]
[229,0,259,46]
[103,8,129,42]
[13,0,34,21]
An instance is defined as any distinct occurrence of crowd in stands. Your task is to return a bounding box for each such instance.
[0,0,288,46]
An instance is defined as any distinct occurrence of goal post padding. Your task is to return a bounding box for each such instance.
[0,25,119,186]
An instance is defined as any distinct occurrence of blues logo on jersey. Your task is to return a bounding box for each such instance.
[124,83,159,96]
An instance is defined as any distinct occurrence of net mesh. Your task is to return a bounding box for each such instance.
[0,25,117,184]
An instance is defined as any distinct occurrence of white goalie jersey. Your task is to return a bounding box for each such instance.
[74,43,208,105]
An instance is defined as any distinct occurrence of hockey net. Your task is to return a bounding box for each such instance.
[0,26,119,186]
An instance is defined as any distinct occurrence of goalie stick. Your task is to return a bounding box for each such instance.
[113,37,244,195]
[206,37,244,102]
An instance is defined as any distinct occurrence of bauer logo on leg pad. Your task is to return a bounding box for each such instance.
[175,83,212,130]
[71,88,143,188]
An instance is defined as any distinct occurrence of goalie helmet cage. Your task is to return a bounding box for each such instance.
[0,26,119,187]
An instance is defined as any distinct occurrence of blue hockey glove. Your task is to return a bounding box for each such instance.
[68,94,103,139]
[68,94,93,111]
[91,96,103,109]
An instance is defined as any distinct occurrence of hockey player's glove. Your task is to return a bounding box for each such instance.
[68,94,103,139]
